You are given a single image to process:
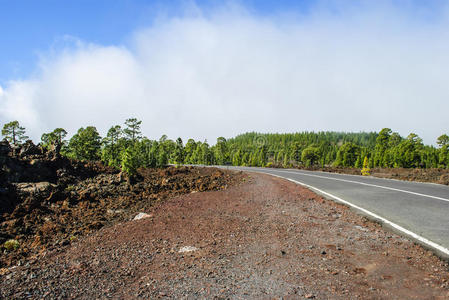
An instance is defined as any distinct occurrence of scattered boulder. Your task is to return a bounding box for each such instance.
[178,246,198,253]
[18,140,42,158]
[133,212,152,220]
[47,142,62,160]
[0,139,11,156]
[13,182,56,197]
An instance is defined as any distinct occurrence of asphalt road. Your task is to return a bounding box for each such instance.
[221,166,449,258]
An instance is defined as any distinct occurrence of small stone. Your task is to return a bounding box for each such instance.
[305,294,315,299]
[321,250,327,255]
[0,268,11,276]
[354,225,368,232]
[133,212,152,220]
[178,246,198,253]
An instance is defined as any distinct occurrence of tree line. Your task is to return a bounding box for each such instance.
[2,120,449,176]
[225,130,448,169]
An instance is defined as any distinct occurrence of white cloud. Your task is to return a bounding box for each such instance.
[0,80,40,136]
[1,2,449,144]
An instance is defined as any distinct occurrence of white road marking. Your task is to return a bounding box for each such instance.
[272,170,449,203]
[261,172,449,257]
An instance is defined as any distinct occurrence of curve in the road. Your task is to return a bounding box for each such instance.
[225,166,449,260]
[276,170,449,203]
[269,172,449,258]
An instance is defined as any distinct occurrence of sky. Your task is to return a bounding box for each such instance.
[0,0,448,145]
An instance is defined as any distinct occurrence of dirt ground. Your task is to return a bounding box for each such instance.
[0,166,240,268]
[2,172,449,299]
[296,166,449,186]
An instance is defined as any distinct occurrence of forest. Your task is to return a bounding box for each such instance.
[2,119,449,177]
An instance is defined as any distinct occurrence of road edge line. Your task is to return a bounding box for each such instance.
[276,170,449,203]
[253,171,449,261]
[285,167,449,188]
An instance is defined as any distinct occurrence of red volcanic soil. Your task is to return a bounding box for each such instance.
[0,165,239,268]
[2,172,449,299]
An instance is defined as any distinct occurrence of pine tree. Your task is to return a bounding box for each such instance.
[214,137,228,165]
[172,137,184,165]
[374,128,391,167]
[101,125,122,167]
[283,153,288,168]
[439,145,449,168]
[67,126,101,161]
[41,128,67,147]
[355,156,362,168]
[334,143,360,167]
[2,121,29,146]
[301,146,320,167]
[148,141,158,168]
[121,145,140,180]
[437,134,449,148]
[157,147,168,167]
[123,118,142,142]
[232,149,242,166]
[184,139,197,164]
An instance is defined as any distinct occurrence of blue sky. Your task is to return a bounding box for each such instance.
[1,0,444,83]
[1,1,448,144]
[1,0,154,82]
[0,0,314,83]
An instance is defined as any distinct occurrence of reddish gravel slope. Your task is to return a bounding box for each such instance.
[1,173,449,299]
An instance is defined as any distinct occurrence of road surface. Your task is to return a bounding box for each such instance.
[222,166,449,258]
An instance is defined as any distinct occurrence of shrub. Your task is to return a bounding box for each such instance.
[4,239,19,251]
[361,157,371,176]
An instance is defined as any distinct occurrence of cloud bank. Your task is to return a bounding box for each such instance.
[1,1,449,144]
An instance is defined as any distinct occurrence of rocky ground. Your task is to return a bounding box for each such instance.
[293,166,449,185]
[0,140,240,268]
[1,172,449,299]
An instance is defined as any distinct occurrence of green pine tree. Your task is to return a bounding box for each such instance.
[2,121,29,146]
